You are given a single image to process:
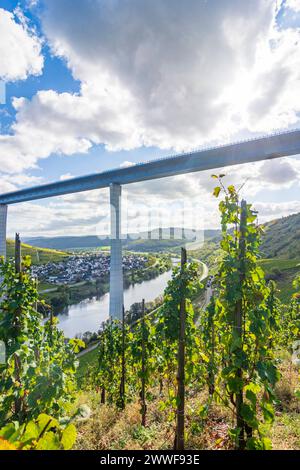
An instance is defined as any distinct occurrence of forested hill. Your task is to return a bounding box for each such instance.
[20,212,300,258]
[190,211,300,266]
[260,212,300,259]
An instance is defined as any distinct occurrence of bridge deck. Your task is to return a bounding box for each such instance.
[1,129,300,205]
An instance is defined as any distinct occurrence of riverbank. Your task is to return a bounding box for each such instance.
[56,268,175,338]
[39,253,172,315]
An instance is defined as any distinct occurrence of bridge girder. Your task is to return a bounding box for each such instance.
[0,129,300,206]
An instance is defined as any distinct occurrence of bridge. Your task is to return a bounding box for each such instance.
[1,128,300,319]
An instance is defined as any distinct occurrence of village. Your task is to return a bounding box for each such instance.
[31,252,149,285]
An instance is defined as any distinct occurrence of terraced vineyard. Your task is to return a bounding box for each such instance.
[259,258,300,303]
[6,239,69,265]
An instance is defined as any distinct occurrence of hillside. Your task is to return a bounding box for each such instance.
[192,211,300,261]
[260,258,300,303]
[20,212,300,266]
[191,211,300,303]
[6,239,69,265]
[260,212,300,258]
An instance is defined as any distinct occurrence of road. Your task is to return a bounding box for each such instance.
[39,279,93,294]
[204,285,213,307]
[198,260,209,281]
[77,342,99,358]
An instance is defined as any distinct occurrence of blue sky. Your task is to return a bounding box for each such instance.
[1,0,300,237]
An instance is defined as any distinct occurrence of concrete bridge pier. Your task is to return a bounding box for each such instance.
[0,204,7,260]
[109,183,124,320]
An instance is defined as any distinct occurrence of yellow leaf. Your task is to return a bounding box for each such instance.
[0,437,17,450]
[61,424,76,450]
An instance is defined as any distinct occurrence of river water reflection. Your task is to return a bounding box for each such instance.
[56,269,173,338]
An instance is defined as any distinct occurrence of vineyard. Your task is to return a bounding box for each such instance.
[0,181,299,451]
[6,239,68,265]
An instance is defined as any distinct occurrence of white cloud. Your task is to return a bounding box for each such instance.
[286,0,300,13]
[0,84,138,173]
[1,0,300,237]
[200,157,300,196]
[60,173,74,181]
[120,161,135,168]
[0,8,43,82]
[0,172,43,194]
[1,0,300,173]
[6,189,109,238]
[257,158,300,187]
[35,0,300,139]
[254,200,300,222]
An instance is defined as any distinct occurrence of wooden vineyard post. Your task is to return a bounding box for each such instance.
[175,247,187,450]
[119,305,126,410]
[208,296,216,396]
[49,309,54,347]
[101,386,106,404]
[15,233,21,274]
[99,330,106,404]
[141,298,147,426]
[14,233,23,420]
[234,200,247,449]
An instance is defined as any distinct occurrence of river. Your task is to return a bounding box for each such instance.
[56,269,173,338]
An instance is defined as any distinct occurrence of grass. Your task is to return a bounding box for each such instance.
[271,413,300,450]
[74,350,300,450]
[259,258,300,271]
[6,239,69,265]
[75,389,232,450]
[77,346,100,385]
[271,351,300,449]
[38,281,57,291]
[191,242,300,303]
[192,249,300,303]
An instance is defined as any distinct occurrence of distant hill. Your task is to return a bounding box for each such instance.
[191,212,300,261]
[189,212,300,303]
[24,228,221,252]
[6,239,68,265]
[260,212,300,259]
[22,213,300,257]
[25,236,111,250]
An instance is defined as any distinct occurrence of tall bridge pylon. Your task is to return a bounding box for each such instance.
[109,183,124,320]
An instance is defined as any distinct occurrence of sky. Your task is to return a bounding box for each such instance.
[0,0,300,238]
